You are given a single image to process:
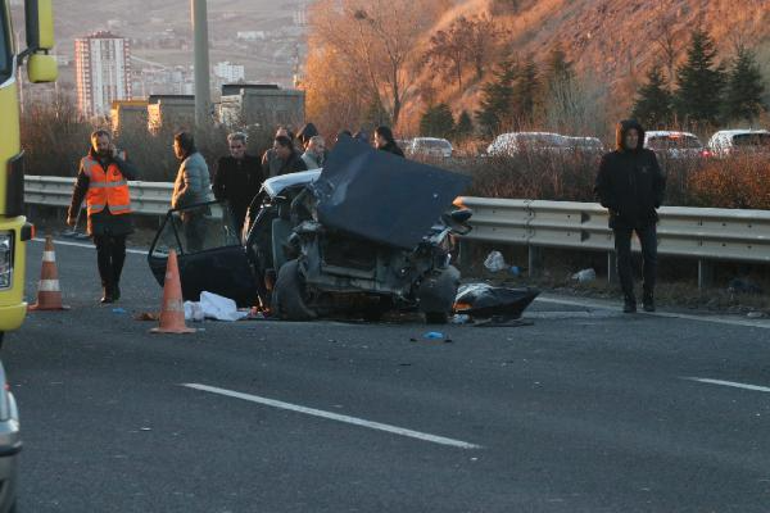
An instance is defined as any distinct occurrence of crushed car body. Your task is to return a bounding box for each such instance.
[148,137,473,323]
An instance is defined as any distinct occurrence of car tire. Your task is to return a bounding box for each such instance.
[271,260,317,321]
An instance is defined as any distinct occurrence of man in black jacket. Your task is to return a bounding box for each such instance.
[213,132,264,237]
[596,119,666,313]
[272,135,307,176]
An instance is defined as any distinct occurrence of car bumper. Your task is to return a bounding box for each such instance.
[0,302,27,333]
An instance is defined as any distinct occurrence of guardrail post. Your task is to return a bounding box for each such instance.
[698,259,714,290]
[607,251,618,284]
[528,246,543,278]
[457,238,472,274]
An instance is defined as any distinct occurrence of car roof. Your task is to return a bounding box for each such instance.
[413,137,450,143]
[645,131,699,138]
[262,169,323,198]
[712,129,770,137]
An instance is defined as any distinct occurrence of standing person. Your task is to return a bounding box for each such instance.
[171,131,212,253]
[67,129,138,304]
[596,119,666,313]
[335,130,352,145]
[374,126,405,157]
[272,135,307,176]
[262,126,295,179]
[213,132,264,237]
[297,122,320,152]
[301,135,326,170]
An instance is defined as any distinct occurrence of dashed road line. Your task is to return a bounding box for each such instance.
[182,383,483,450]
[684,377,770,394]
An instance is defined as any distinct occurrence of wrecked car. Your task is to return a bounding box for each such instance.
[148,138,473,323]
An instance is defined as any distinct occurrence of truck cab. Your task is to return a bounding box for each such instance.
[0,0,57,344]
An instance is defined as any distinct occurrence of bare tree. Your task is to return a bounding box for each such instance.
[654,0,679,90]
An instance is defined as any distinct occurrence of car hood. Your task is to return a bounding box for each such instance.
[310,137,471,249]
[263,169,323,198]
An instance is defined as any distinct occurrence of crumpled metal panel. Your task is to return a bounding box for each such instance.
[311,137,471,250]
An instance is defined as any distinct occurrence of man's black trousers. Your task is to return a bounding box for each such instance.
[94,235,127,289]
[614,222,658,303]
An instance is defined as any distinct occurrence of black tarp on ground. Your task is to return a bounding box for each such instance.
[311,137,472,250]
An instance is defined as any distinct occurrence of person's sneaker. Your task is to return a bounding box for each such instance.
[623,300,637,314]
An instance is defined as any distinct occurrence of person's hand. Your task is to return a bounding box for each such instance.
[66,215,76,227]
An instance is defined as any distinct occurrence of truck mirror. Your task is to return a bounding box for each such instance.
[27,54,58,83]
[25,0,55,51]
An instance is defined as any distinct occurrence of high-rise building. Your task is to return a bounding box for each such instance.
[75,31,132,118]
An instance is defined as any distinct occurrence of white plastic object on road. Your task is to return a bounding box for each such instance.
[572,268,597,283]
[184,301,205,322]
[184,291,249,322]
[484,251,507,273]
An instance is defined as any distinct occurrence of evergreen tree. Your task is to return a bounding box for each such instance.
[453,110,474,140]
[512,57,540,124]
[544,44,574,93]
[475,60,518,136]
[420,104,455,138]
[722,46,767,123]
[674,28,726,126]
[631,65,673,128]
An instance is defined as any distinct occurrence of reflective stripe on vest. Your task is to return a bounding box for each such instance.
[83,157,133,216]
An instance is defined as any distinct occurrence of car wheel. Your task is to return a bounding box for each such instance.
[271,260,317,321]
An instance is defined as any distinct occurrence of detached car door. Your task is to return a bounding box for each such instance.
[148,201,259,307]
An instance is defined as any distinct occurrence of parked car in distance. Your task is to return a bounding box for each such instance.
[645,131,705,159]
[707,129,770,157]
[407,137,453,158]
[487,132,565,156]
[562,136,605,152]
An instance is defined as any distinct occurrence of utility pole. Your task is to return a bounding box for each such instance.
[191,0,211,128]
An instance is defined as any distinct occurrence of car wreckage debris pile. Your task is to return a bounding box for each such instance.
[143,137,540,326]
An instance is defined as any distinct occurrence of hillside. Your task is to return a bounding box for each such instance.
[404,0,770,133]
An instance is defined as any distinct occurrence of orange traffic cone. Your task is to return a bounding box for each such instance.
[29,236,70,311]
[151,250,195,334]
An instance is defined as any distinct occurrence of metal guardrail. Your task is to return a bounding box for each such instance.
[23,176,770,287]
[458,196,770,264]
[25,175,173,216]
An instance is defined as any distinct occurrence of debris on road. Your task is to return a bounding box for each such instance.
[450,314,472,325]
[455,283,540,321]
[184,291,250,322]
[572,268,597,283]
[134,312,160,322]
[111,308,127,315]
[423,331,445,340]
[484,251,507,273]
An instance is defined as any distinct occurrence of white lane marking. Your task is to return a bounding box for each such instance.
[684,377,770,394]
[32,238,148,256]
[182,383,482,450]
[536,295,770,330]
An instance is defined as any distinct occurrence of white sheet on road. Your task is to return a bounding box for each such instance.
[184,291,249,322]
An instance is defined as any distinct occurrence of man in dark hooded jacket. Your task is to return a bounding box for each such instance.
[595,119,666,313]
